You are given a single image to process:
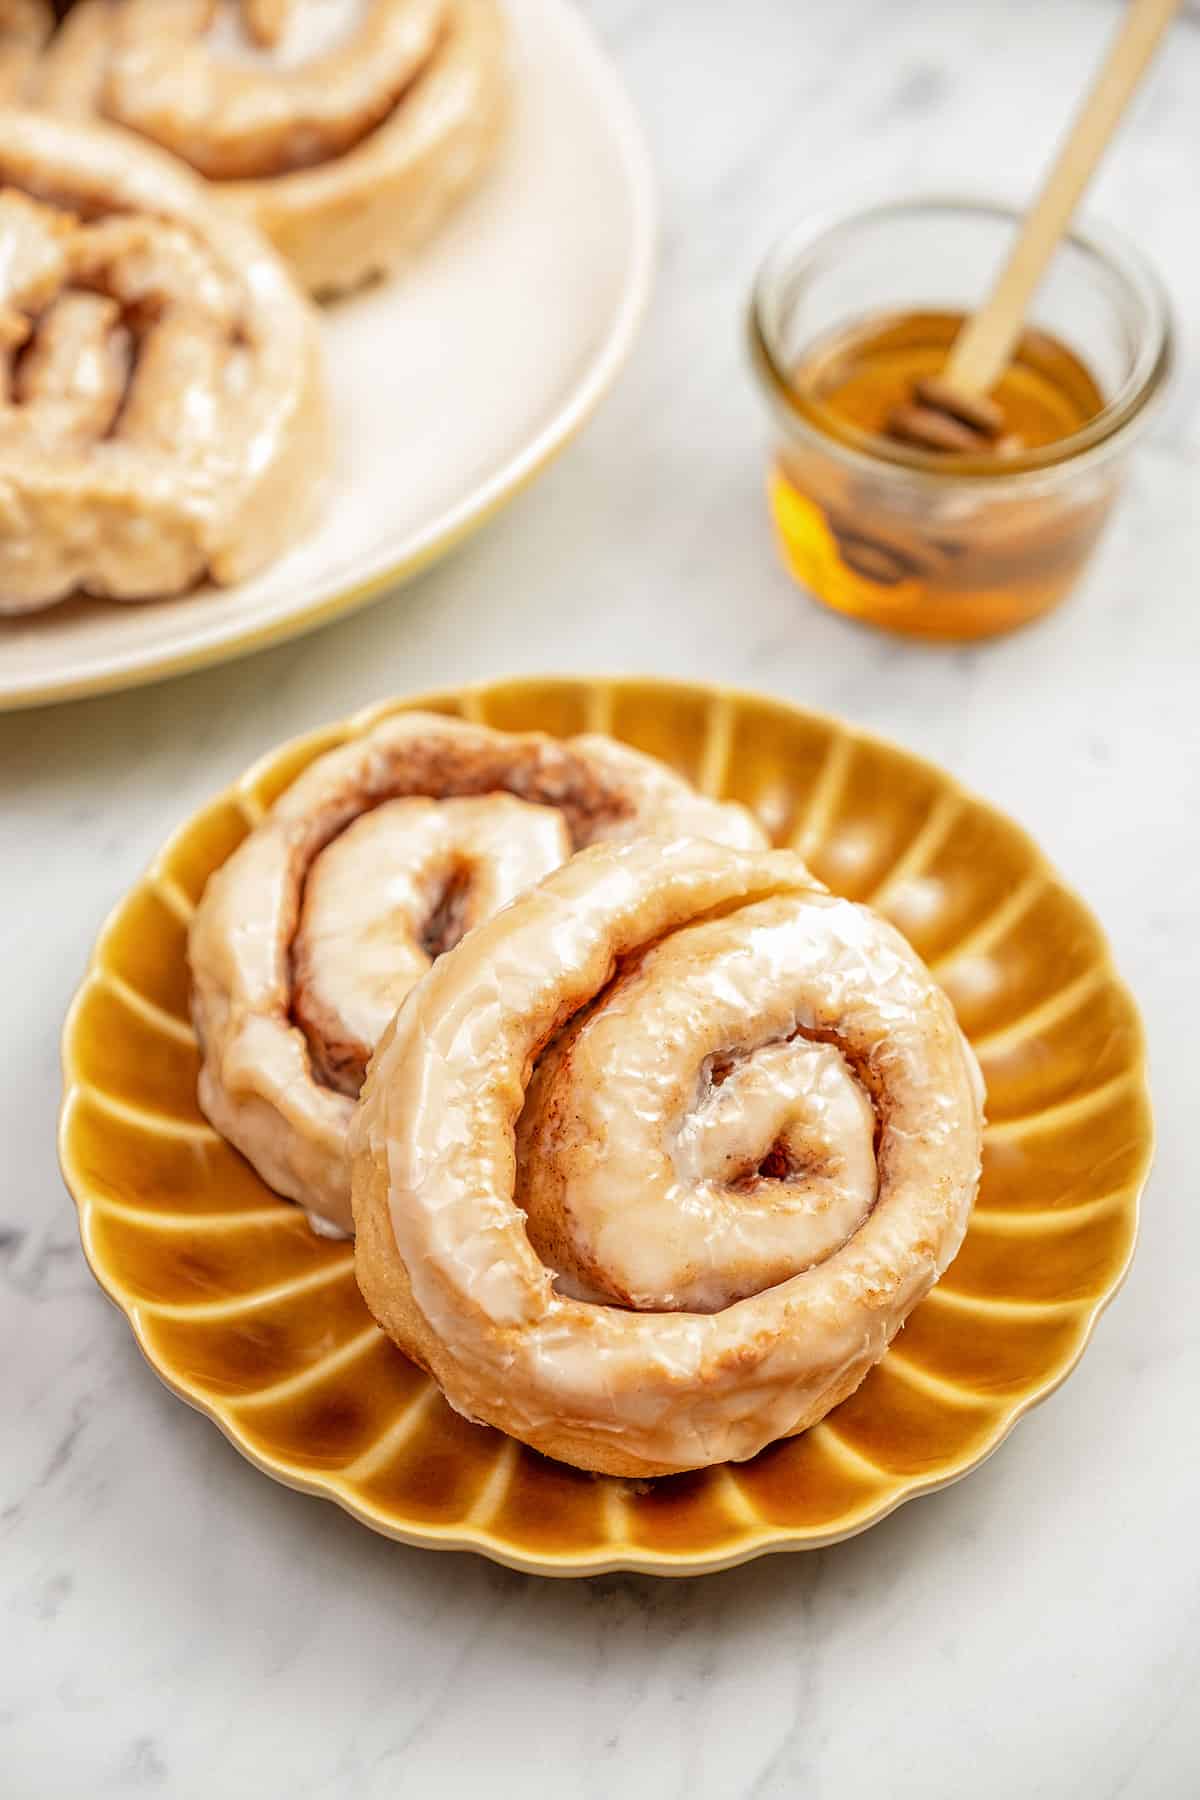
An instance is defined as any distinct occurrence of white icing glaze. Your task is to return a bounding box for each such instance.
[294,793,569,1092]
[208,2,372,70]
[0,110,326,612]
[518,911,883,1312]
[99,0,446,181]
[352,837,985,1477]
[190,714,769,1232]
[29,0,507,299]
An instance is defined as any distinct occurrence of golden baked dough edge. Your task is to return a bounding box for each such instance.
[223,0,510,299]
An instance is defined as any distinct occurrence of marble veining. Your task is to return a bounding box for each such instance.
[2,1,1199,1794]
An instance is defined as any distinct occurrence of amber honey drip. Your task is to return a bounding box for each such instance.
[770,310,1113,639]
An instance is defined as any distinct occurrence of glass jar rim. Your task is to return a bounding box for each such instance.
[749,193,1174,483]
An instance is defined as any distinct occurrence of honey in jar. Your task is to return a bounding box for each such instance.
[767,310,1113,640]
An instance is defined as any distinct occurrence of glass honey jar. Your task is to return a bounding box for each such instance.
[750,199,1172,640]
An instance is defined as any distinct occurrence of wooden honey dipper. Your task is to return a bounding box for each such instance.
[889,0,1180,455]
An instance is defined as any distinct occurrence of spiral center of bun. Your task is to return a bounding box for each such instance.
[291,794,569,1096]
[515,895,889,1314]
[0,189,242,460]
[89,0,450,180]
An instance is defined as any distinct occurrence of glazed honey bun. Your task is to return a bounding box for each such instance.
[18,0,508,298]
[351,837,985,1478]
[188,713,768,1234]
[0,109,326,613]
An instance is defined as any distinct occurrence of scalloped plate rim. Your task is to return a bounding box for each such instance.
[57,675,1153,1576]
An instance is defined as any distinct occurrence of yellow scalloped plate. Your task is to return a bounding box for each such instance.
[59,677,1151,1575]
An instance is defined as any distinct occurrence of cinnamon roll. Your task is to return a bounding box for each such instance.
[189,714,767,1233]
[0,109,326,613]
[26,0,509,298]
[351,837,985,1477]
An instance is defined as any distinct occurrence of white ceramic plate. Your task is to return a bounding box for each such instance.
[0,0,656,711]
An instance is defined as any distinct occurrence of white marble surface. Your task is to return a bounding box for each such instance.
[3,1,1199,1793]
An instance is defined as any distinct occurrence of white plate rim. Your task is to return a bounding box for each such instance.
[1,0,657,712]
